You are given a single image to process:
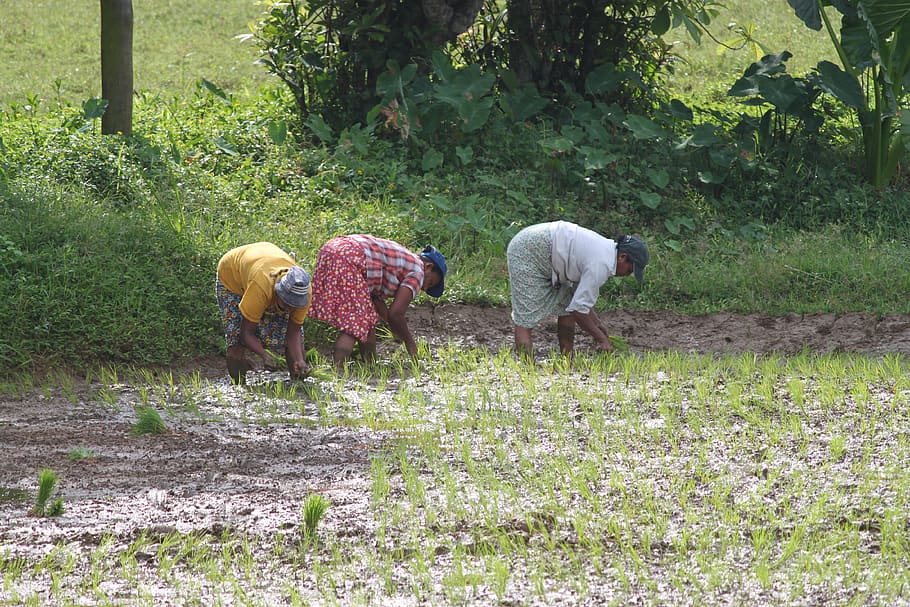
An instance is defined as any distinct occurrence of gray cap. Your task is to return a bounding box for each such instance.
[616,234,649,284]
[275,266,311,308]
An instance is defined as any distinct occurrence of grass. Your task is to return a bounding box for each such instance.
[0,0,273,109]
[301,494,331,542]
[30,469,64,517]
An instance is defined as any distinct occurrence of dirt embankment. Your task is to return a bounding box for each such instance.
[408,305,910,356]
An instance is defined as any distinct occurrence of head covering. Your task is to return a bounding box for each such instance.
[420,245,447,298]
[275,266,311,308]
[616,234,649,284]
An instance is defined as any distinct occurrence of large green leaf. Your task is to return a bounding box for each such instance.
[787,0,822,30]
[858,0,910,37]
[757,75,807,112]
[840,16,875,68]
[585,63,626,95]
[744,51,793,77]
[813,60,866,108]
[623,115,672,139]
[788,0,857,30]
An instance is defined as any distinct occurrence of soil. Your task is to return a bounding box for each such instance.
[407,304,910,356]
[3,306,910,604]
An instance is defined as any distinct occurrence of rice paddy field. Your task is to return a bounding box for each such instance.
[3,317,910,606]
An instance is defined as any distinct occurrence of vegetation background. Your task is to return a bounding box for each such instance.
[1,0,909,374]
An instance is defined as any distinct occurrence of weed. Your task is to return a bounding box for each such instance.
[67,447,95,461]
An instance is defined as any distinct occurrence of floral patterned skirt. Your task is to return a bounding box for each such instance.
[215,277,299,353]
[308,237,377,342]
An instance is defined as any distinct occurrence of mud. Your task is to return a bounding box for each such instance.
[408,305,910,356]
[2,306,910,605]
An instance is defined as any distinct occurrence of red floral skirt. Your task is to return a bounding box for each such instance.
[308,237,377,342]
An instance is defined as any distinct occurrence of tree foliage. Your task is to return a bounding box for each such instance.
[786,0,910,185]
[247,0,719,128]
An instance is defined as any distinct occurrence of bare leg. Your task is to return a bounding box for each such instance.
[514,326,534,359]
[226,344,250,385]
[557,315,575,356]
[360,328,377,364]
[333,332,356,369]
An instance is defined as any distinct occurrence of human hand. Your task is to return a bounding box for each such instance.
[290,358,310,379]
[595,338,615,352]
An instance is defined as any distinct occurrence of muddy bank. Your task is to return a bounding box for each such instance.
[407,305,910,356]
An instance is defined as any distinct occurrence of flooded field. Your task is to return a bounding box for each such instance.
[3,306,910,606]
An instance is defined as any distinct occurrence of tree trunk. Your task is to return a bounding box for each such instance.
[507,0,535,86]
[100,0,133,135]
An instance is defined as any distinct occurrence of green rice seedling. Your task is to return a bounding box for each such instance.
[30,468,64,517]
[829,435,847,461]
[67,446,94,461]
[302,493,330,542]
[130,406,167,436]
[608,334,630,352]
[370,457,391,507]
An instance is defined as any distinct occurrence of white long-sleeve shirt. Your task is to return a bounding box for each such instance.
[550,221,617,314]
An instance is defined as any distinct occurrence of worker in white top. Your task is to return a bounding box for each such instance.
[506,221,649,356]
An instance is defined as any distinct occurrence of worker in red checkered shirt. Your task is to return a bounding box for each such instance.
[308,234,447,368]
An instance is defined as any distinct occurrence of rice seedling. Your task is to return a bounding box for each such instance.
[302,493,331,542]
[30,468,64,517]
[130,406,167,436]
[67,446,94,461]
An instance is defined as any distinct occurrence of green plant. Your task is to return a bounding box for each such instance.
[301,493,330,541]
[726,50,824,151]
[31,468,64,517]
[786,0,910,186]
[67,447,95,462]
[130,407,167,436]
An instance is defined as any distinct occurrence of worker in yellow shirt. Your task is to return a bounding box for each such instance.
[216,242,311,384]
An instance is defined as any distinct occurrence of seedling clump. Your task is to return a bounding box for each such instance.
[31,468,65,517]
[302,493,330,541]
[131,407,167,436]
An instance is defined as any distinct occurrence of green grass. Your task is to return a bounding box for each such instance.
[130,406,168,436]
[665,2,840,101]
[0,0,273,109]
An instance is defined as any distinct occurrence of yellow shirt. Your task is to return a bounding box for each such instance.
[217,242,309,324]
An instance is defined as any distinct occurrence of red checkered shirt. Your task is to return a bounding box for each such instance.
[348,234,424,299]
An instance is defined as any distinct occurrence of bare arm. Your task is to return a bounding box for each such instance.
[285,319,309,378]
[386,286,418,356]
[372,293,390,323]
[239,317,269,358]
[570,310,614,351]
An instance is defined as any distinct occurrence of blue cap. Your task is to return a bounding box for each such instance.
[420,245,447,298]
